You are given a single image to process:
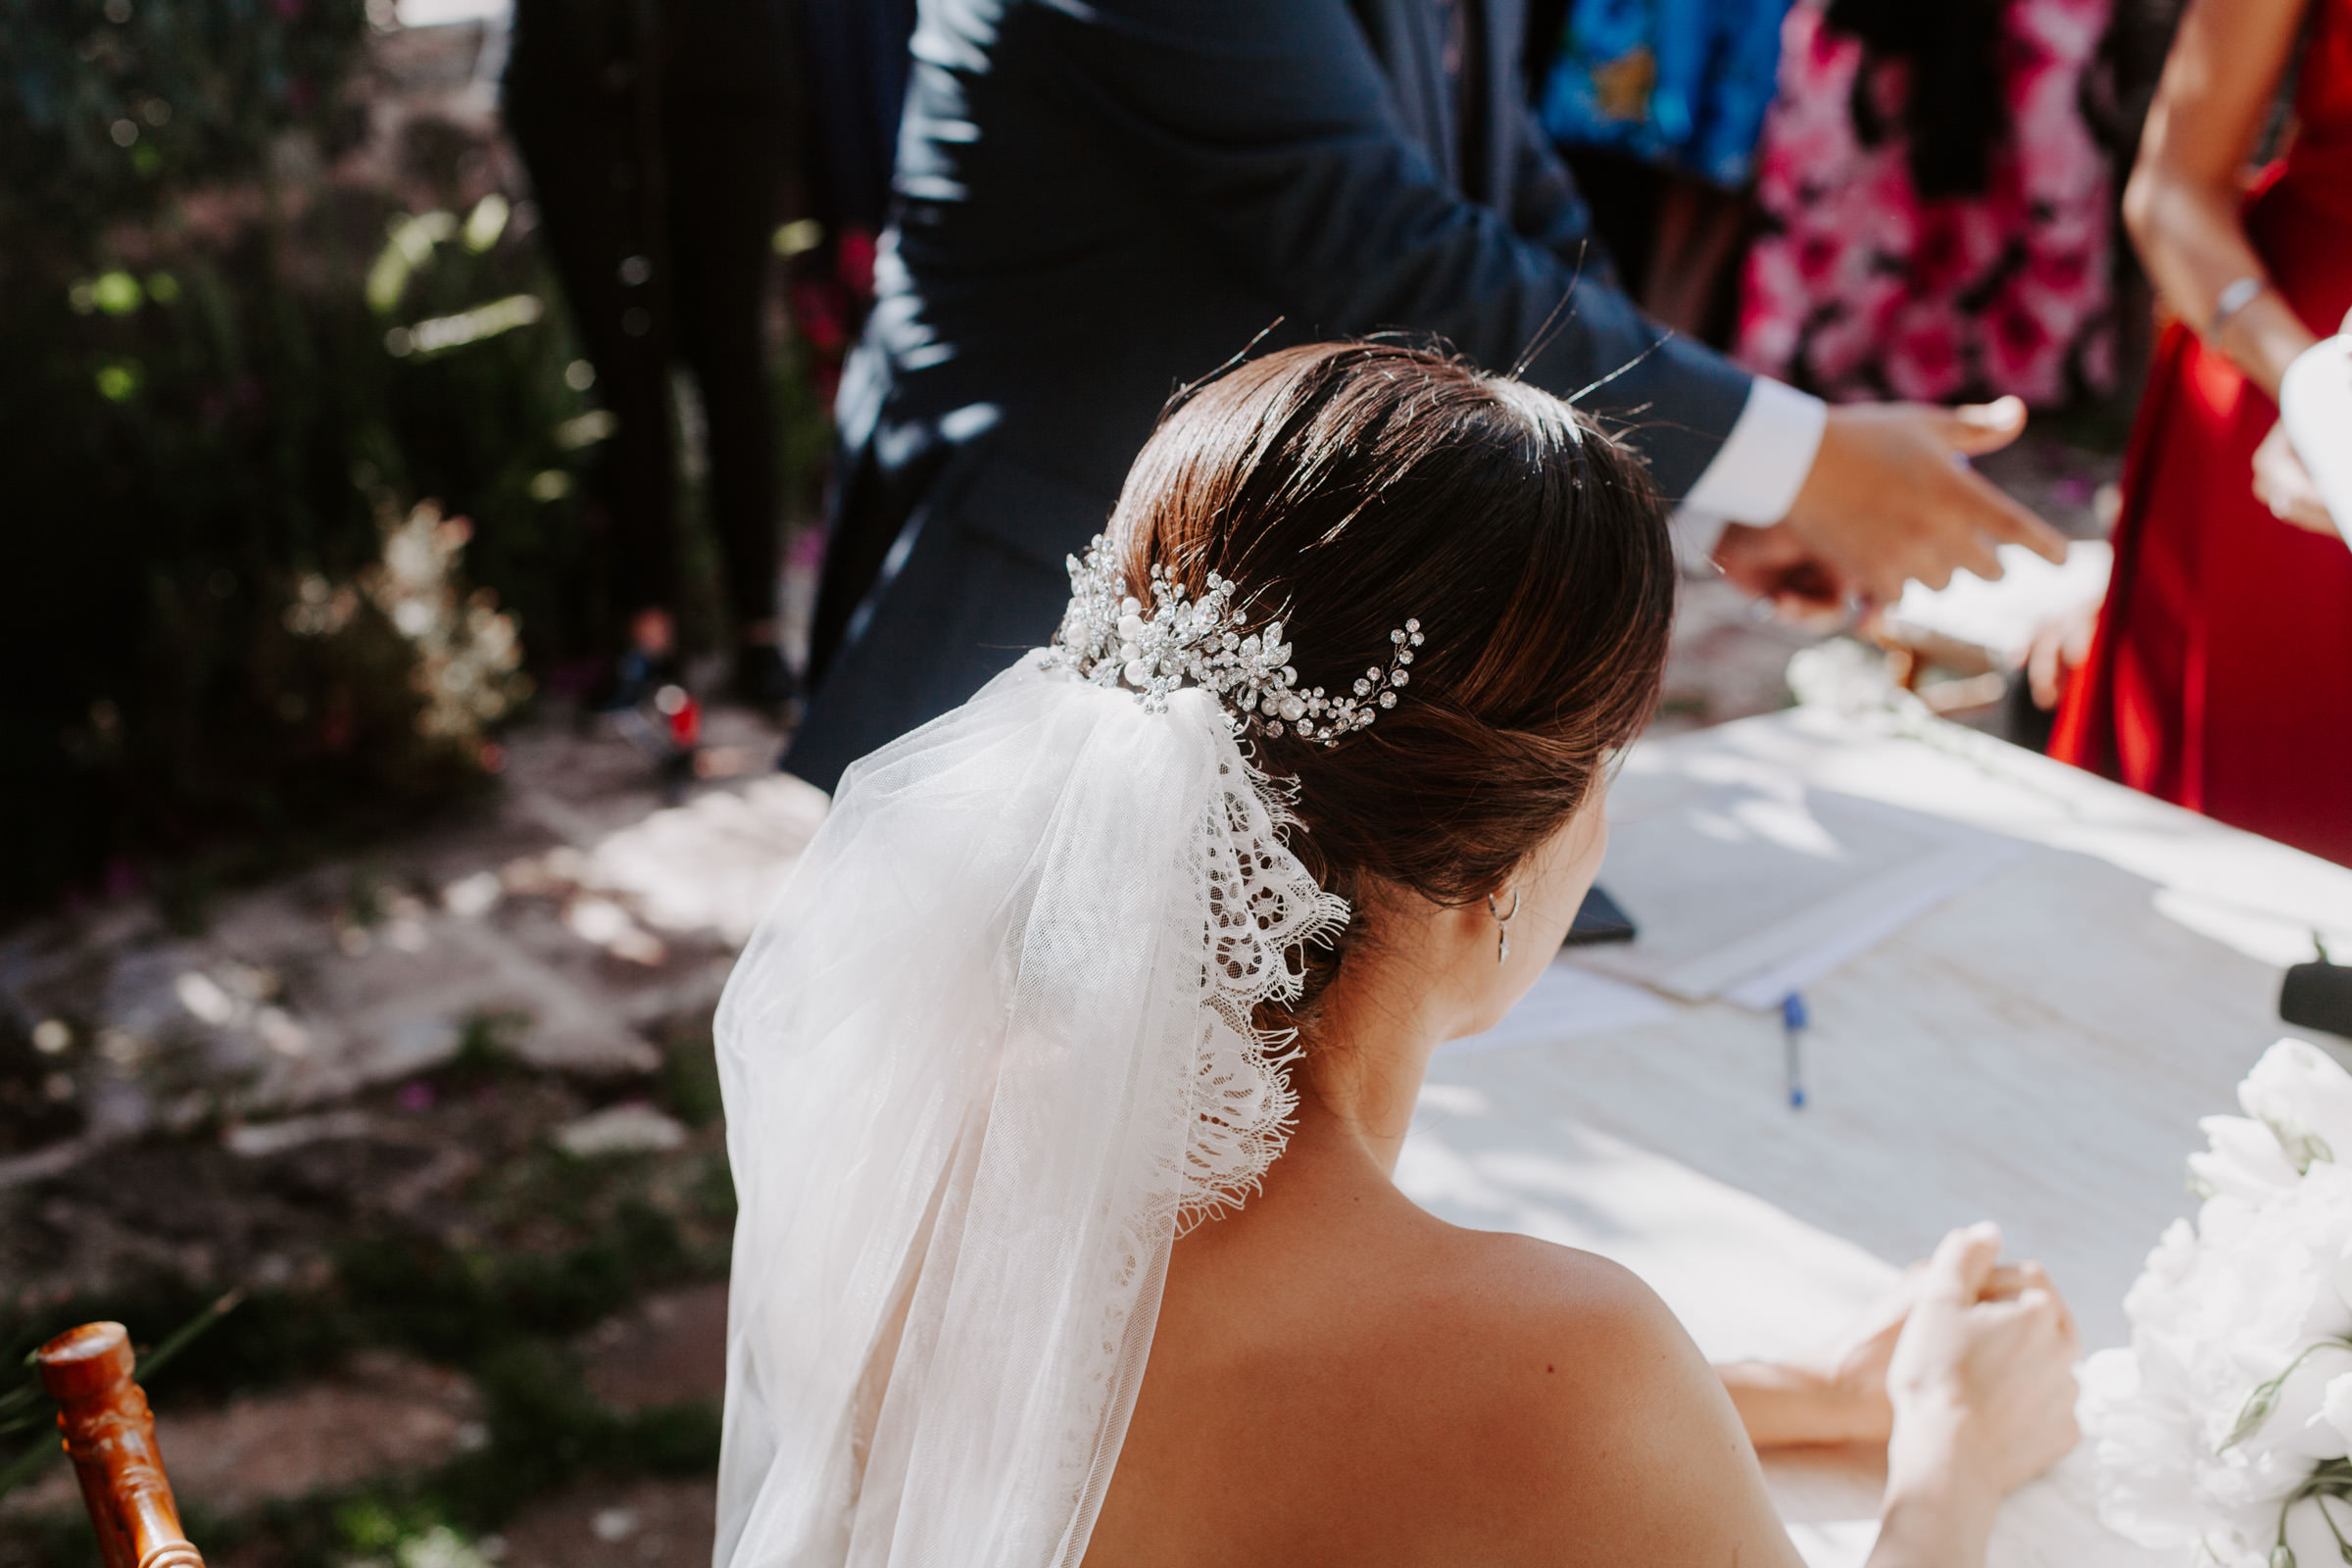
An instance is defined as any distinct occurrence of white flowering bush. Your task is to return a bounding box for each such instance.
[361,500,532,745]
[2082,1039,2352,1567]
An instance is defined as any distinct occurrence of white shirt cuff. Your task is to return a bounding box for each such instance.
[1674,376,1829,529]
[1667,507,1731,568]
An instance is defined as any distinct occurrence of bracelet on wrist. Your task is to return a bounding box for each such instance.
[2209,274,2271,340]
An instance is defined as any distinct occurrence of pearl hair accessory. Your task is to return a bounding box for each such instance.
[1048,533,1424,745]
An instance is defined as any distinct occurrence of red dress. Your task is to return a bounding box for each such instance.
[2051,0,2352,866]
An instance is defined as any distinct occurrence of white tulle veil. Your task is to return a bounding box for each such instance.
[711,640,1350,1567]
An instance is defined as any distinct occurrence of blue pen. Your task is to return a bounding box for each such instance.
[1780,991,1808,1109]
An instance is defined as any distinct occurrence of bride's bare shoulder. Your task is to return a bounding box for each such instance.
[1396,1223,1696,1416]
[1382,1224,1796,1561]
[1100,1207,1798,1566]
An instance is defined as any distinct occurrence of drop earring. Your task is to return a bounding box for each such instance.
[1486,889,1520,965]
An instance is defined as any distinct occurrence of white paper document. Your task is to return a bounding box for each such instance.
[1437,960,1676,1054]
[1574,748,2024,1007]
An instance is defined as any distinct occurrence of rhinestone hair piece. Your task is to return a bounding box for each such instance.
[1046,534,1424,746]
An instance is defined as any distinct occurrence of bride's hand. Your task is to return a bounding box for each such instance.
[1884,1223,2081,1507]
[1728,1256,2047,1448]
[1786,1267,1918,1446]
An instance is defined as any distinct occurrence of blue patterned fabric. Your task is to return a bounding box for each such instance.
[1538,0,1793,186]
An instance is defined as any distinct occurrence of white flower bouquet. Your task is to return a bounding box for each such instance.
[2082,1038,2352,1568]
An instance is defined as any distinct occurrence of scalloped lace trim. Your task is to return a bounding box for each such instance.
[1175,755,1348,1232]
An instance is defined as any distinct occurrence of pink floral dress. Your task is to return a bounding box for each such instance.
[1733,0,2116,406]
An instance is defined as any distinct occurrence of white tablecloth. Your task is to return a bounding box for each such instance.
[1400,705,2352,1567]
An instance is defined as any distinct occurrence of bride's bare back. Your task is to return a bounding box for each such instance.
[1083,1099,1800,1568]
[1084,811,2077,1568]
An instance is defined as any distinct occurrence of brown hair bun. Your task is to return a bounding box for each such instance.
[1104,340,1676,1026]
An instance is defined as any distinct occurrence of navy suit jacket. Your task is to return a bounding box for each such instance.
[785,0,1755,791]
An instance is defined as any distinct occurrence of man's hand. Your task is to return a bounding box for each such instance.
[1781,398,2068,606]
[1711,522,1856,626]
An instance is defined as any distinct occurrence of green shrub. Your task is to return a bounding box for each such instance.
[0,3,611,914]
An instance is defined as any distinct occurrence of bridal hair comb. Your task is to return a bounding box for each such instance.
[1049,533,1423,746]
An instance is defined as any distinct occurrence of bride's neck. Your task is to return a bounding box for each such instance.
[1290,948,1460,1179]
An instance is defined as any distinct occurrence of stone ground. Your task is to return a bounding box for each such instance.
[4,1285,734,1568]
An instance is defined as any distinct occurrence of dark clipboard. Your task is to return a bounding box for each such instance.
[1562,883,1637,949]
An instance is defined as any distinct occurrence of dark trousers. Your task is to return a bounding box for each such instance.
[505,5,787,638]
[806,444,888,686]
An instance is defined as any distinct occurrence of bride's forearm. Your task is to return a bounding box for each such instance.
[1718,1359,1888,1449]
[1864,1463,2001,1568]
[1732,1370,1997,1566]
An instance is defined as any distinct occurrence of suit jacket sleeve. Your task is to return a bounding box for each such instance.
[1033,0,1754,501]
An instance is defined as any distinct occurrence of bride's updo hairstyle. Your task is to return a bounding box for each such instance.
[1105,340,1674,1021]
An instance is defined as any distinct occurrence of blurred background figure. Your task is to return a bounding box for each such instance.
[502,0,798,712]
[1525,0,2124,414]
[787,0,916,398]
[1532,0,1793,336]
[2045,0,2352,866]
[786,0,2068,792]
[1734,0,2118,409]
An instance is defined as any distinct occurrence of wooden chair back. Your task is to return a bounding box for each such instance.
[36,1323,205,1568]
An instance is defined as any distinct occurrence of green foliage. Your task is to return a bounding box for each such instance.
[1,8,610,913]
[0,1105,727,1407]
[0,1018,85,1156]
[3,3,840,918]
[0,1035,747,1563]
[690,1150,737,1222]
[657,1034,724,1130]
[0,1155,725,1558]
[6,1352,720,1566]
[437,1009,534,1092]
[0,1277,356,1412]
[330,1197,693,1363]
[0,0,369,256]
[150,1378,722,1568]
[0,1291,244,1504]
[448,1339,719,1506]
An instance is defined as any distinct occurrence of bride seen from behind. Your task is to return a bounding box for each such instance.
[714,342,2080,1568]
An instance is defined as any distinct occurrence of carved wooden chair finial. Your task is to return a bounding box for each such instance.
[36,1323,205,1568]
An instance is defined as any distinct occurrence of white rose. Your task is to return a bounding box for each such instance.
[2267,1163,2352,1344]
[2191,1114,2304,1200]
[2264,1341,2352,1462]
[2320,1372,2352,1454]
[2179,1157,2352,1355]
[2082,1347,2211,1548]
[2092,1042,2352,1564]
[2240,1037,2352,1170]
[2154,1196,2337,1381]
[2180,1172,2352,1520]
